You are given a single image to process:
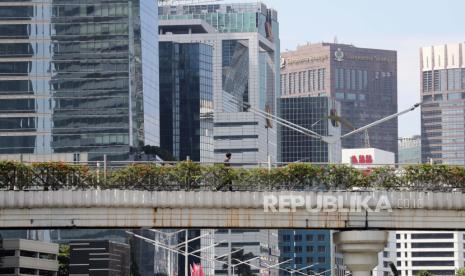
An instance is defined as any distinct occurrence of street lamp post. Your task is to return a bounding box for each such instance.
[128,231,245,276]
[148,229,186,275]
[287,263,320,276]
[261,258,292,275]
[231,256,260,276]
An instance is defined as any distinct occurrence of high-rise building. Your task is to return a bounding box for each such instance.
[0,0,159,161]
[214,229,279,276]
[420,43,465,164]
[51,229,180,276]
[280,43,398,157]
[159,41,214,162]
[278,96,341,163]
[159,2,280,164]
[398,136,421,164]
[158,5,280,275]
[0,239,59,276]
[374,231,465,276]
[279,230,334,276]
[69,240,130,276]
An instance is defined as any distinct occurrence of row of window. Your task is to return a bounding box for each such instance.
[396,260,455,267]
[396,233,454,239]
[291,256,326,265]
[281,245,326,253]
[423,92,465,102]
[397,242,454,248]
[281,234,326,242]
[423,69,465,92]
[335,68,369,90]
[335,92,366,101]
[281,69,325,95]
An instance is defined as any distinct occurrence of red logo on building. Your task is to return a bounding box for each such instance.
[351,155,373,164]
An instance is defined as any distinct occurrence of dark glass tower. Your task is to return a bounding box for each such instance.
[278,96,341,163]
[280,43,398,158]
[0,0,159,161]
[159,42,214,162]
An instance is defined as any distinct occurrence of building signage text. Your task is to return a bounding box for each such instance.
[351,154,373,164]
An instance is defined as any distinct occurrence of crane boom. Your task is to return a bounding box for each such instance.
[228,97,421,145]
[340,103,421,139]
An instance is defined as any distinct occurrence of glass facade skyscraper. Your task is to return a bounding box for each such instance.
[279,230,333,276]
[159,2,280,164]
[421,43,465,164]
[278,96,341,163]
[0,0,159,161]
[159,42,214,162]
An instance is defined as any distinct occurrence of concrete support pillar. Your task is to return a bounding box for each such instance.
[333,230,388,276]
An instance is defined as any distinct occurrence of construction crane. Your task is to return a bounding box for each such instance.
[230,97,421,146]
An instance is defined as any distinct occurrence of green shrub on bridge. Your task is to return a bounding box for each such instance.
[0,161,31,190]
[1,160,465,191]
[109,164,172,190]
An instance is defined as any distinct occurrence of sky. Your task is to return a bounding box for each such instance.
[255,0,465,137]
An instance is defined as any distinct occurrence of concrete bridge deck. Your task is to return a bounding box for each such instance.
[0,190,464,229]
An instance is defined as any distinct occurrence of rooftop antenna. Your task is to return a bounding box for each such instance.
[334,36,338,44]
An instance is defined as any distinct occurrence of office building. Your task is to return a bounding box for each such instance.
[398,136,421,164]
[69,240,130,276]
[278,96,341,163]
[374,231,465,276]
[159,41,214,162]
[51,229,179,276]
[214,229,279,276]
[0,239,59,276]
[159,2,280,164]
[0,0,159,161]
[280,43,398,157]
[279,230,332,276]
[420,43,465,164]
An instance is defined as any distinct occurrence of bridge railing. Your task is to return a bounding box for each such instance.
[0,161,464,192]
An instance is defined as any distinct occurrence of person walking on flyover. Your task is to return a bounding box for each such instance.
[219,152,232,191]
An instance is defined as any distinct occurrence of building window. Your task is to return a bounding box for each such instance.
[306,234,313,241]
[288,73,293,94]
[423,71,432,92]
[433,70,440,91]
[335,68,344,89]
[295,257,302,264]
[345,69,351,89]
[318,257,325,263]
[295,246,302,253]
[317,234,325,241]
[335,92,344,100]
[306,246,313,252]
[317,245,325,252]
[363,70,368,89]
[295,235,302,242]
[283,235,291,242]
[318,69,325,90]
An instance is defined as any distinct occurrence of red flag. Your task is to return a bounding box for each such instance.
[190,263,204,276]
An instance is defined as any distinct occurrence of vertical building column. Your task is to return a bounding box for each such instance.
[333,231,388,276]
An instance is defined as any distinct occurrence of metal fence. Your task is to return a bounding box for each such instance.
[1,160,464,192]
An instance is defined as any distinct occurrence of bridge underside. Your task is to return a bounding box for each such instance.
[0,190,464,229]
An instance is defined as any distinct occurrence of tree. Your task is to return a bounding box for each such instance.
[58,244,70,276]
[221,248,257,276]
[416,271,434,276]
[456,268,465,276]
